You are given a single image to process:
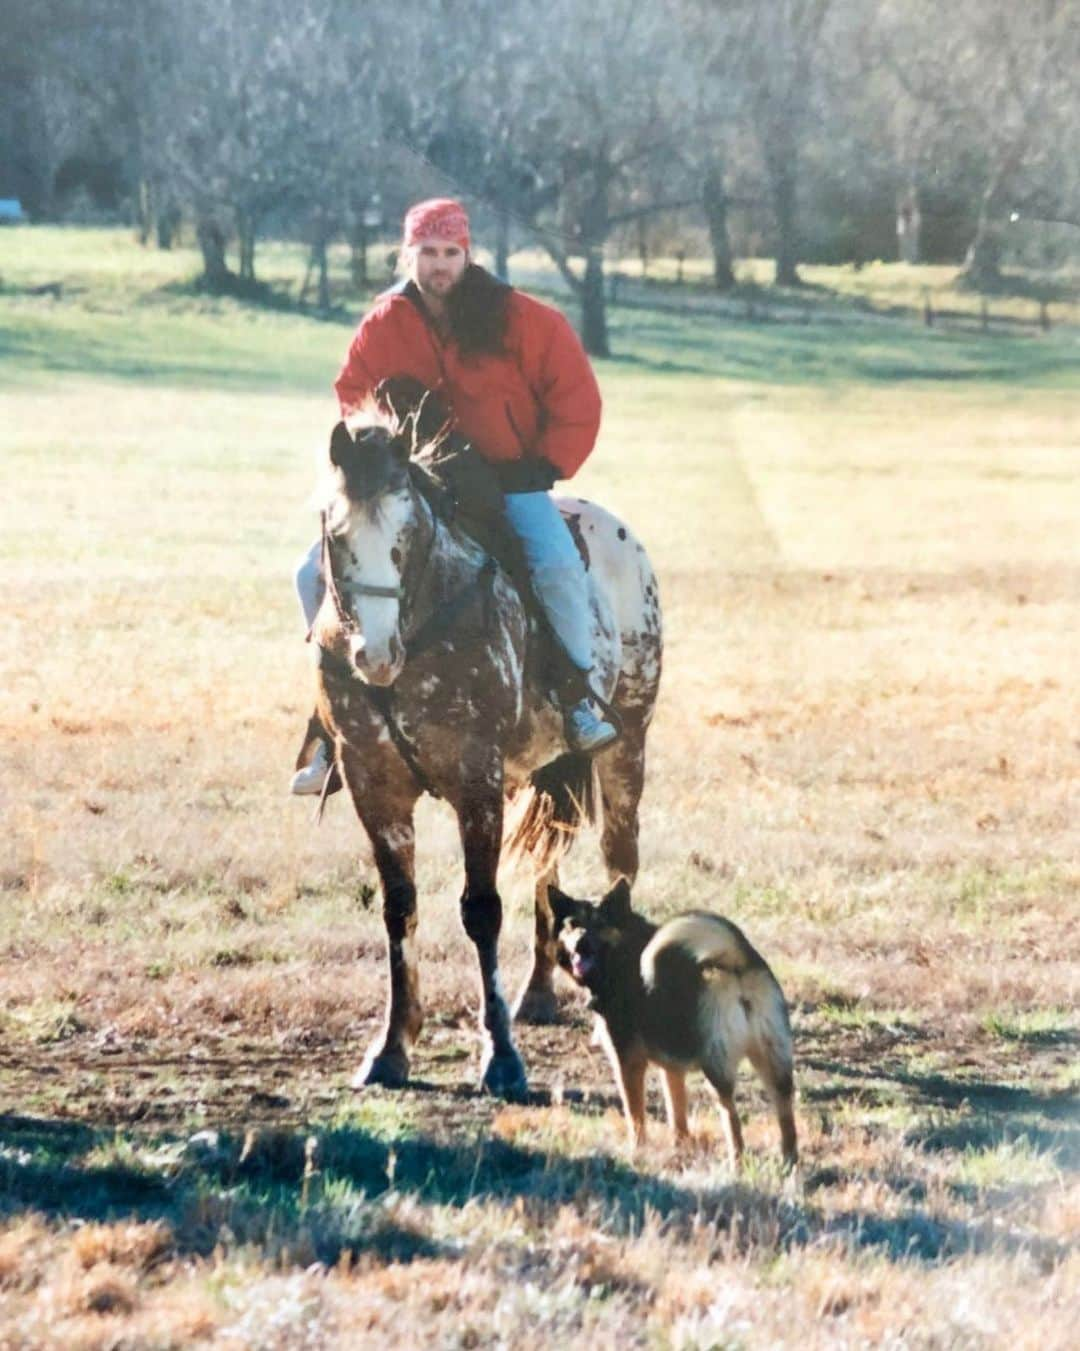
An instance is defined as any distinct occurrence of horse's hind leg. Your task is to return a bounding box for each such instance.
[595,723,646,884]
[457,758,527,1099]
[341,751,423,1090]
[513,863,561,1025]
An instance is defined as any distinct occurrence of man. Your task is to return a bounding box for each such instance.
[291,197,616,795]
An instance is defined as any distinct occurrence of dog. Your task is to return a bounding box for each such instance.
[549,878,797,1166]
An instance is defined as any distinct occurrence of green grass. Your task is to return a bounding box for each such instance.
[2,226,1078,395]
[981,1008,1077,1046]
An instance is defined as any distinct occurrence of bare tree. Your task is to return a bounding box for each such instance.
[511,0,690,353]
[876,0,1080,286]
[720,0,833,286]
[147,0,331,288]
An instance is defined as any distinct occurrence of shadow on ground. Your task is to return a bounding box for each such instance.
[1,1079,1073,1272]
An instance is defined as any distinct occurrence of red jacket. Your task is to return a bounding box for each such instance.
[334,281,601,479]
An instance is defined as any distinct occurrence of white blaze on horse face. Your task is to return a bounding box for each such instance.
[339,489,411,685]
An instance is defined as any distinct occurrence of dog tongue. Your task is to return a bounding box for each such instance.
[571,952,594,981]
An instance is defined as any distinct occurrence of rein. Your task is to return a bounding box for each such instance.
[316,488,497,799]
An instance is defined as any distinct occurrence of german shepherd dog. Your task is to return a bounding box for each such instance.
[549,879,798,1166]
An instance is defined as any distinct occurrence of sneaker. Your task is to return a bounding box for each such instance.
[565,699,618,754]
[290,739,332,796]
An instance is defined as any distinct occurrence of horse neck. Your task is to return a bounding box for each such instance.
[403,485,488,625]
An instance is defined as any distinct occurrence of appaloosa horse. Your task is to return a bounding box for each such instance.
[311,417,661,1097]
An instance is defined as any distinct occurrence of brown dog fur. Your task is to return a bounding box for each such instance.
[550,879,797,1167]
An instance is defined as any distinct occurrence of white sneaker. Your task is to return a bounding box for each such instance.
[289,740,331,796]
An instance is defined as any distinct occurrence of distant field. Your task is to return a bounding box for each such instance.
[1,228,1077,1348]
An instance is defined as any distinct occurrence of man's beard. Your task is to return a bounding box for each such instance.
[417,273,459,302]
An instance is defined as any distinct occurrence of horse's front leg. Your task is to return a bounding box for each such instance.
[457,758,527,1099]
[340,746,423,1090]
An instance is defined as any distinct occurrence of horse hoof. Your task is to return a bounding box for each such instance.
[351,1049,409,1089]
[480,1049,528,1101]
[513,985,560,1025]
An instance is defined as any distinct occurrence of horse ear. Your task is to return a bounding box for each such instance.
[329,420,354,467]
[600,877,633,923]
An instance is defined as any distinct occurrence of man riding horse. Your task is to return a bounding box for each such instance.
[292,197,617,795]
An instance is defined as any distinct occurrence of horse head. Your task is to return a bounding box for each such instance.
[322,418,429,686]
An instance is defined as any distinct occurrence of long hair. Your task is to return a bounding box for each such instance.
[445,264,513,359]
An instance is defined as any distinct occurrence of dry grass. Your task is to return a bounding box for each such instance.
[1,233,1078,1346]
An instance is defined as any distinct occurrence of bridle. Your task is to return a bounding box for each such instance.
[317,476,439,646]
[314,475,497,802]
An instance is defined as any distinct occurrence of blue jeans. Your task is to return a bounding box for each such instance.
[504,492,593,672]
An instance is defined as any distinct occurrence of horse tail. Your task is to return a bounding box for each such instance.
[503,752,597,870]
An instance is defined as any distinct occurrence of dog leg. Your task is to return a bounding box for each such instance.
[777,1097,799,1168]
[662,1067,690,1144]
[704,1071,744,1168]
[610,1043,648,1148]
[747,1029,799,1168]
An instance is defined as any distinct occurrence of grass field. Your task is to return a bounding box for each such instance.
[1,228,1078,1348]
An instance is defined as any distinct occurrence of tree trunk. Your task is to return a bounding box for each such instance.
[962,221,1004,289]
[237,213,256,284]
[317,236,330,310]
[581,247,609,357]
[578,165,612,356]
[960,158,1017,289]
[137,180,153,245]
[350,217,368,290]
[196,216,232,290]
[896,184,921,264]
[494,206,511,281]
[637,219,649,278]
[703,162,736,290]
[156,202,179,250]
[772,150,801,287]
[961,186,1005,288]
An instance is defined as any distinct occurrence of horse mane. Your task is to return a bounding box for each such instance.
[313,384,502,572]
[314,403,418,518]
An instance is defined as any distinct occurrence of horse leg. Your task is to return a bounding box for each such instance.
[340,750,422,1090]
[457,768,528,1099]
[595,723,646,885]
[512,862,561,1025]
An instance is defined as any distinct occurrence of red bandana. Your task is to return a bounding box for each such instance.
[402,198,470,251]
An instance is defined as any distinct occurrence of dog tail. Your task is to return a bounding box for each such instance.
[641,912,765,987]
[503,752,597,871]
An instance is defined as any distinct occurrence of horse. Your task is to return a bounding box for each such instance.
[310,416,662,1098]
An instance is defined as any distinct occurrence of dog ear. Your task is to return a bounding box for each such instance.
[547,884,578,929]
[600,876,632,923]
[329,420,354,468]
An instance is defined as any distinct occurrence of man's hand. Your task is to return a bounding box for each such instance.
[494,457,559,494]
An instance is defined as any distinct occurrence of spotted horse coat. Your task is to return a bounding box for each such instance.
[311,419,662,1098]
